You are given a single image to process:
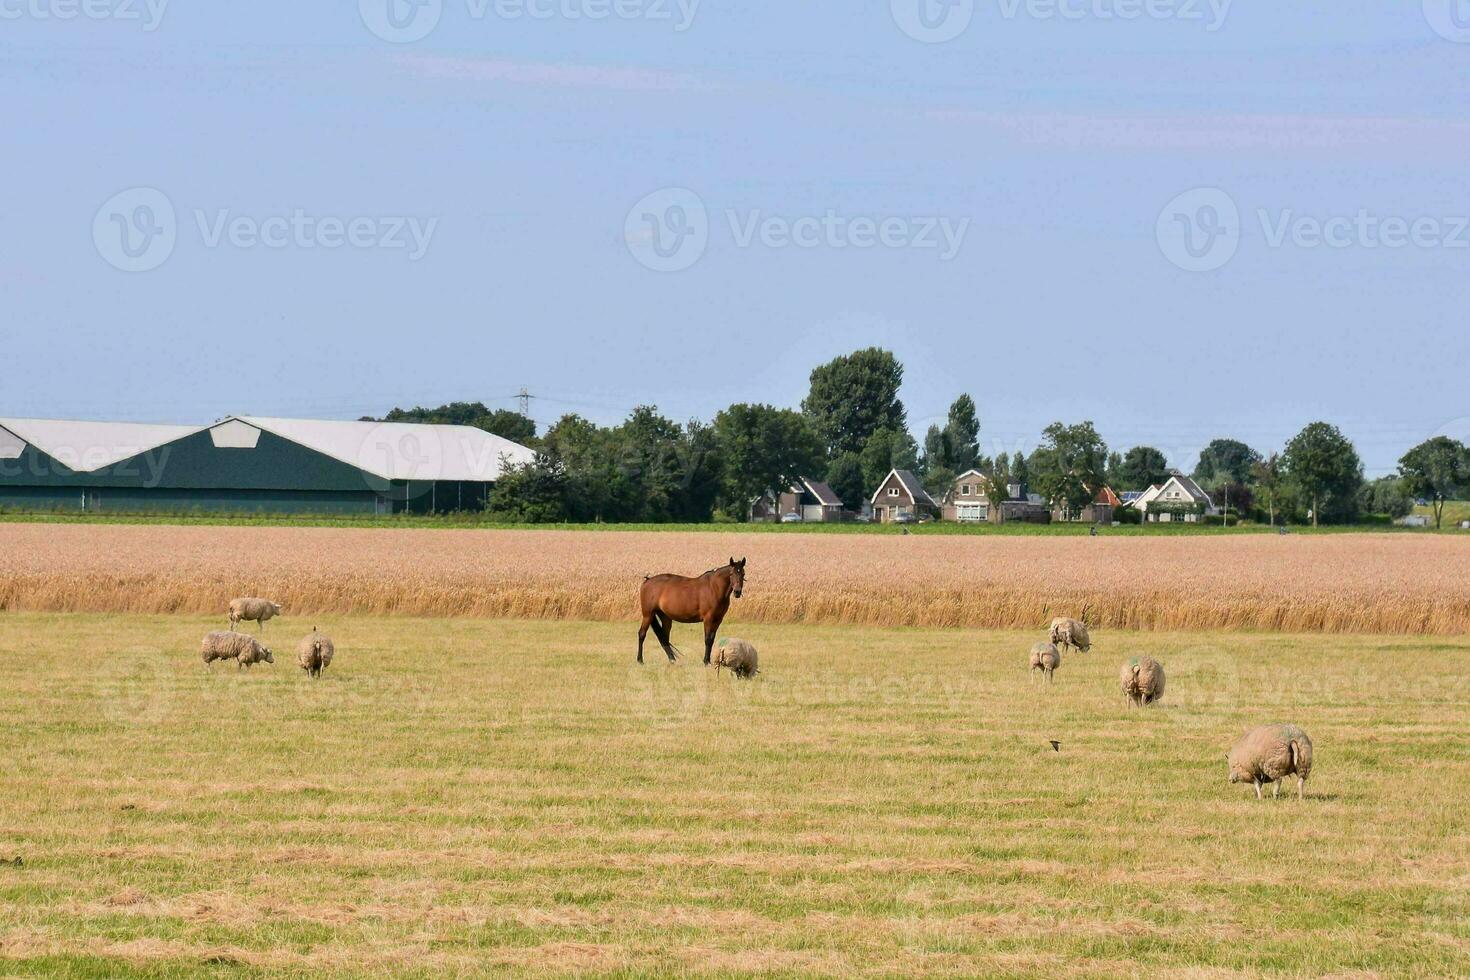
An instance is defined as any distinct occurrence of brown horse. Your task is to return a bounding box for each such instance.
[637,557,746,665]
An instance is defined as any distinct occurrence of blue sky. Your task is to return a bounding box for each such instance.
[3,1,1468,476]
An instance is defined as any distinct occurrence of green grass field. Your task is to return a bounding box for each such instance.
[1,510,1463,535]
[1,614,1466,977]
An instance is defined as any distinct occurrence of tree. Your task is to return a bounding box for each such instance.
[991,452,1013,494]
[1359,475,1413,520]
[860,427,920,492]
[1282,422,1363,527]
[924,466,957,499]
[1028,422,1109,519]
[712,404,824,520]
[921,424,951,476]
[801,348,907,457]
[371,401,537,445]
[1011,451,1030,491]
[1251,453,1284,526]
[943,394,981,472]
[1193,438,1261,491]
[1398,436,1469,528]
[1114,446,1171,492]
[485,452,570,522]
[825,452,867,512]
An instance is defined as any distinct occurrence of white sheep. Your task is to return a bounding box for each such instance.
[296,627,335,679]
[713,638,759,679]
[1120,657,1165,707]
[1228,724,1314,799]
[1049,617,1092,654]
[1029,641,1061,683]
[201,631,274,670]
[229,597,282,634]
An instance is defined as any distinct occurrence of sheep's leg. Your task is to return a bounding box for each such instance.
[1253,779,1263,800]
[1272,780,1280,799]
[1297,777,1305,800]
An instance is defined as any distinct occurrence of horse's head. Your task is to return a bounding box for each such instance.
[728,556,746,598]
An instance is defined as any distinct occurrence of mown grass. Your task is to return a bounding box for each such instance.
[0,614,1466,977]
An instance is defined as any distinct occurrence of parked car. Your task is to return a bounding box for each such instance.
[893,511,916,524]
[780,511,803,523]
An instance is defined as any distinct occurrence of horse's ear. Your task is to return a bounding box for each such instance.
[728,556,735,566]
[738,557,746,568]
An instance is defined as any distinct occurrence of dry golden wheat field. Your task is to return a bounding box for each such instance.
[1,523,1468,634]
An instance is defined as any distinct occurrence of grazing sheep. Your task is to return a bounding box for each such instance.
[1120,657,1165,707]
[229,597,282,634]
[200,631,274,671]
[296,627,335,679]
[1049,617,1091,654]
[713,638,759,679]
[1228,724,1314,800]
[1029,641,1062,683]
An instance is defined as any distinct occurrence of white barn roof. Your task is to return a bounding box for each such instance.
[0,417,200,473]
[0,415,536,482]
[235,416,535,482]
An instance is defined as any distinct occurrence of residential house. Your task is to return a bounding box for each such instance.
[940,469,995,522]
[1128,471,1217,523]
[870,469,938,523]
[750,477,845,523]
[1052,485,1121,524]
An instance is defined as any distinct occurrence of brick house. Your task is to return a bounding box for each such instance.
[750,477,845,523]
[870,468,937,523]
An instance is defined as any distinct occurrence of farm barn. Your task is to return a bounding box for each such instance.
[0,415,533,515]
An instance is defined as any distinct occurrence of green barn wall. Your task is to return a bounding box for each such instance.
[0,427,491,515]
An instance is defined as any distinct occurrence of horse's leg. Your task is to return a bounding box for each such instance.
[637,611,652,664]
[651,612,679,661]
[703,613,721,665]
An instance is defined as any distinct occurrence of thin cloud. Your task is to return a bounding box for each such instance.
[391,53,714,93]
[926,109,1470,153]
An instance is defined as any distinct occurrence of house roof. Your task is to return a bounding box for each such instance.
[871,468,936,507]
[1094,486,1123,507]
[233,416,535,482]
[1162,471,1214,507]
[800,478,843,507]
[0,415,536,482]
[0,417,201,472]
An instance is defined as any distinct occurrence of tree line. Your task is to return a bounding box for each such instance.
[368,349,1470,527]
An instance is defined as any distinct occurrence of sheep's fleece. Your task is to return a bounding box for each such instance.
[200,630,273,667]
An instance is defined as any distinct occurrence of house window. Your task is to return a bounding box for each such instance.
[961,484,971,496]
[888,487,899,497]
